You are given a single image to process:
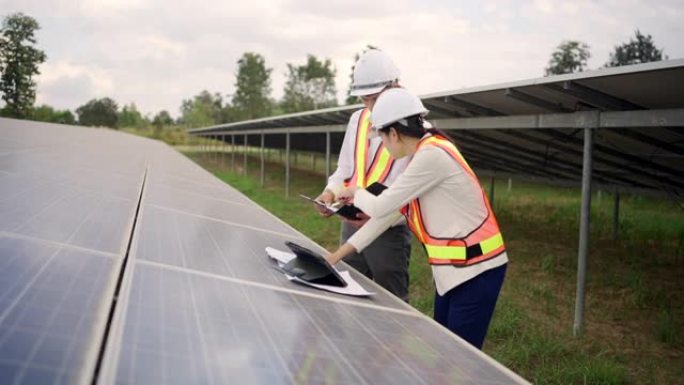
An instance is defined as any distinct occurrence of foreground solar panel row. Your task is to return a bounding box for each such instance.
[0,118,528,384]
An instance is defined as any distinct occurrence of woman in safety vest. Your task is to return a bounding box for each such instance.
[326,88,508,349]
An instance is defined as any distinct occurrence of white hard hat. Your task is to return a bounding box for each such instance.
[371,88,429,130]
[349,49,400,96]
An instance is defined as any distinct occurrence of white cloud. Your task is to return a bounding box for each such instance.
[36,61,114,108]
[4,0,682,119]
[129,34,187,62]
[532,0,554,14]
[79,0,151,13]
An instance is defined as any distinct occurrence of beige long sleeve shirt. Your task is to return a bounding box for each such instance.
[347,136,508,295]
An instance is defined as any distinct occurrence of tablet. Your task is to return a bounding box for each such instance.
[299,183,386,220]
[298,194,337,212]
[282,241,348,287]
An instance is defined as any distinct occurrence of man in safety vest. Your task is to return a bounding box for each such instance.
[314,49,412,302]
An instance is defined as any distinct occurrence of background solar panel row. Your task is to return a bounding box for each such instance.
[188,59,684,195]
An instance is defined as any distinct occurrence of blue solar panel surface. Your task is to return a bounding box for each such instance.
[0,118,528,385]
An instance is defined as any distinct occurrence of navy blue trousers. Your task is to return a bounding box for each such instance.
[433,264,507,349]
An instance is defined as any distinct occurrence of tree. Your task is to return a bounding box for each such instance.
[545,40,591,76]
[31,104,75,124]
[152,110,173,129]
[76,97,119,128]
[232,52,272,120]
[605,30,666,67]
[281,55,337,113]
[179,90,223,127]
[118,103,147,128]
[0,13,47,118]
[345,45,377,105]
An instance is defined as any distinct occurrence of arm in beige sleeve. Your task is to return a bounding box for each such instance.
[325,211,402,265]
[354,147,449,218]
[344,210,404,253]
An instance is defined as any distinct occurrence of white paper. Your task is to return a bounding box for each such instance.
[265,247,297,264]
[265,247,375,297]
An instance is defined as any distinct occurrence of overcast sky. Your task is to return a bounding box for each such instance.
[2,0,683,119]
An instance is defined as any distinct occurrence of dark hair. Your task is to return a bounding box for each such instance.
[378,114,456,144]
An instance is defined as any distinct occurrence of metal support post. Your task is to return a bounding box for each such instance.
[325,131,331,183]
[243,134,248,175]
[285,131,291,197]
[574,125,594,336]
[221,135,226,168]
[260,132,265,186]
[231,135,235,171]
[613,188,620,241]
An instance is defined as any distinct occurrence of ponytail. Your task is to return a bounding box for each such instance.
[424,126,457,145]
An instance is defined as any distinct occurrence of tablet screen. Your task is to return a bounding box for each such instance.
[284,241,347,287]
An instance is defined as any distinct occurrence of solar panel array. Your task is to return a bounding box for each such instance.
[0,118,528,384]
[190,59,684,195]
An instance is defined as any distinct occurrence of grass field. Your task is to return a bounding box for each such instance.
[184,147,683,385]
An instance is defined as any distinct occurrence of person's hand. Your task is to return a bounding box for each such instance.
[342,212,370,228]
[325,252,341,266]
[314,190,335,217]
[337,186,358,204]
[326,243,357,266]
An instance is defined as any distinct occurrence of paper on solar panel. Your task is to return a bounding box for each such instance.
[265,246,375,296]
[1,117,529,384]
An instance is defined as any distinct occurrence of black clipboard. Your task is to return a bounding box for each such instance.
[365,182,388,196]
[282,241,347,287]
[335,182,387,220]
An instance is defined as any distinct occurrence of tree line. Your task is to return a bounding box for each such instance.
[545,30,667,76]
[0,12,670,130]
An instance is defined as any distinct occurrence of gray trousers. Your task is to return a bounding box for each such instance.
[341,222,411,302]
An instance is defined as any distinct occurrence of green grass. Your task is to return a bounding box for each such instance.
[121,125,203,146]
[182,148,683,385]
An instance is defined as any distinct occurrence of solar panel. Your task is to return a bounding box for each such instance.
[0,236,115,385]
[111,263,523,385]
[0,118,528,384]
[188,59,684,194]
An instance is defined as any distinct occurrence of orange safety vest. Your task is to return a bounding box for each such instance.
[344,108,395,188]
[401,135,506,266]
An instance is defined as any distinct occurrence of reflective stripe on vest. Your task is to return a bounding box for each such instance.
[345,108,395,188]
[401,135,505,266]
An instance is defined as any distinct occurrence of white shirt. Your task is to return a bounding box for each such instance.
[325,109,410,196]
[347,135,509,295]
